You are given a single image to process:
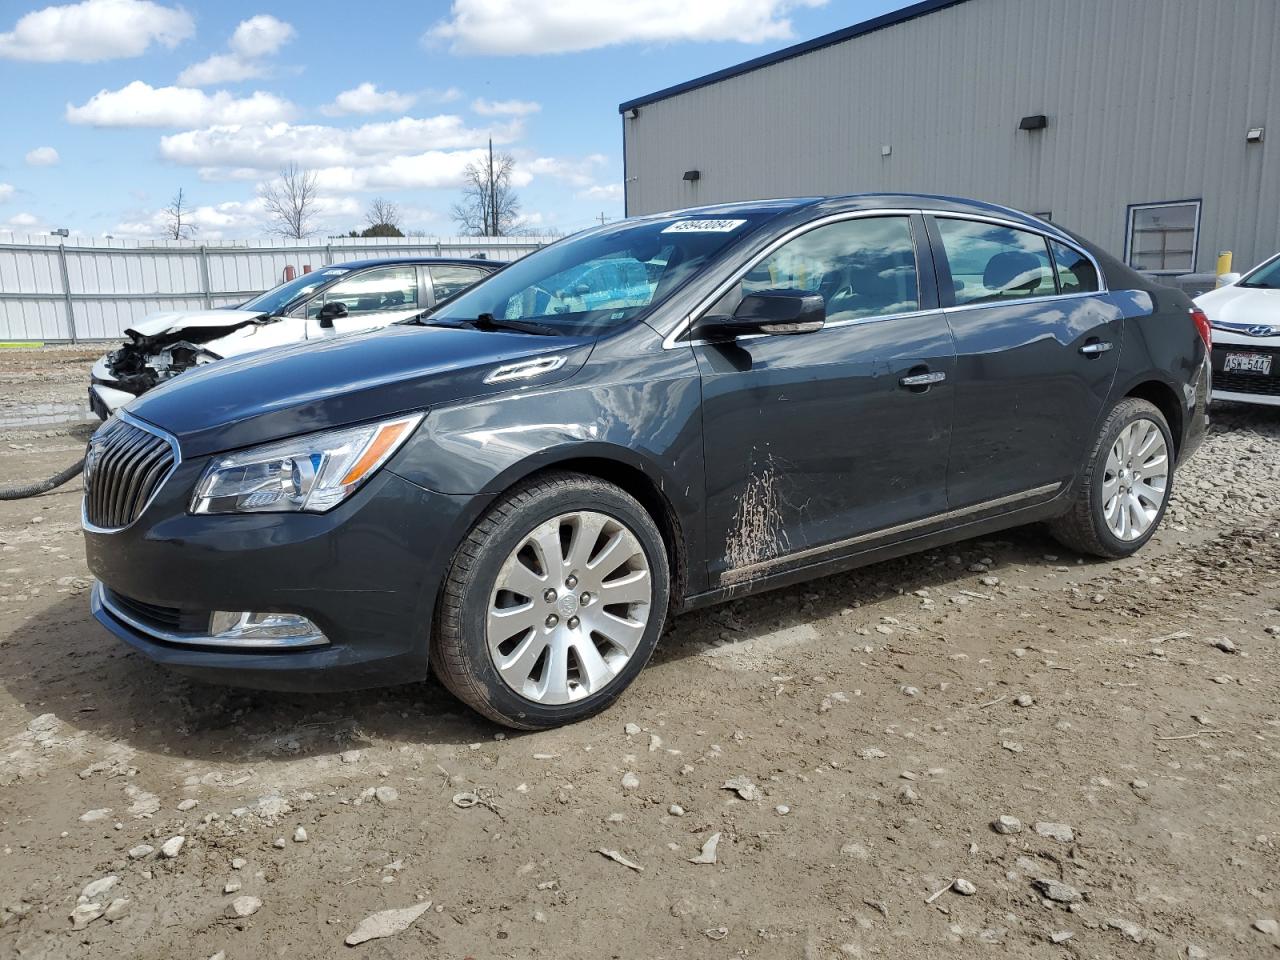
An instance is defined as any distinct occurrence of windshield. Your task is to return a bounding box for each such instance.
[240,267,353,315]
[1240,255,1280,289]
[431,214,772,335]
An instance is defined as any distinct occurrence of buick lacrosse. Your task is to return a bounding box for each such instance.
[84,195,1209,728]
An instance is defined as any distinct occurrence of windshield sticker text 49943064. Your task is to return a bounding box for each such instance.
[661,219,747,234]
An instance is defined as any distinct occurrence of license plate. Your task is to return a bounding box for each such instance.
[1223,352,1272,375]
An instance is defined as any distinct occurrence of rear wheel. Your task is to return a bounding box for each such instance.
[1049,397,1174,558]
[432,472,670,729]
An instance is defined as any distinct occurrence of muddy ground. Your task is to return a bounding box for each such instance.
[0,345,1277,960]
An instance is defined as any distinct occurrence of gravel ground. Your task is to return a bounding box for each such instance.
[0,346,1277,959]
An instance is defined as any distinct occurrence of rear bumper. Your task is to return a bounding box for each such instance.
[89,356,138,418]
[85,463,480,692]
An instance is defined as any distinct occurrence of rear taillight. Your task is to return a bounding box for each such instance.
[1190,307,1211,351]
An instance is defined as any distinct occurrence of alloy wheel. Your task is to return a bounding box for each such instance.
[486,510,653,704]
[1101,417,1169,541]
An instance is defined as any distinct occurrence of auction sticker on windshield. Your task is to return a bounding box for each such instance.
[662,219,747,233]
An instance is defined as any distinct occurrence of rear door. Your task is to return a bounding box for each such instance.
[928,216,1122,508]
[693,213,956,584]
[427,263,493,308]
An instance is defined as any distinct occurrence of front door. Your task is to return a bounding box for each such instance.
[927,216,1123,508]
[693,214,956,585]
[304,264,423,339]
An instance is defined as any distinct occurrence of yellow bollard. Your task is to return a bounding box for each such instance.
[1216,250,1233,280]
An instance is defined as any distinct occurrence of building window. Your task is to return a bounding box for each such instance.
[1126,201,1200,274]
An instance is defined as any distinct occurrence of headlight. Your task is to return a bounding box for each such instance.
[191,413,423,515]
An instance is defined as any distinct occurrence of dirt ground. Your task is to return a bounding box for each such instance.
[0,345,1277,960]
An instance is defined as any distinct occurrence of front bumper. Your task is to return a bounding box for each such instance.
[1209,330,1280,406]
[85,456,481,693]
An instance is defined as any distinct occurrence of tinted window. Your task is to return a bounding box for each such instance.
[712,216,919,322]
[308,265,418,318]
[435,214,771,336]
[1049,240,1099,294]
[936,219,1055,305]
[430,264,489,301]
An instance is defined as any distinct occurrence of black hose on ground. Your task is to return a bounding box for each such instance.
[0,458,85,500]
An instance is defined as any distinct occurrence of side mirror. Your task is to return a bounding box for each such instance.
[700,291,825,338]
[1217,272,1242,288]
[316,301,348,328]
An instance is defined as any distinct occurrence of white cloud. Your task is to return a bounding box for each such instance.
[322,83,418,116]
[579,182,624,201]
[8,212,39,227]
[428,0,827,54]
[178,14,295,86]
[427,86,464,103]
[160,116,521,174]
[524,153,608,188]
[472,97,540,116]
[113,193,360,241]
[25,146,60,166]
[0,0,192,62]
[0,183,14,202]
[67,82,294,127]
[229,14,294,57]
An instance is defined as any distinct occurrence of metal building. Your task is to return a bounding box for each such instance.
[619,0,1280,278]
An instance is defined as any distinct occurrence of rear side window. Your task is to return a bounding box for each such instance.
[712,216,920,322]
[430,265,489,301]
[1049,240,1100,294]
[935,219,1056,305]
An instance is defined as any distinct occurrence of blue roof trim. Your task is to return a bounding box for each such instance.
[618,0,973,113]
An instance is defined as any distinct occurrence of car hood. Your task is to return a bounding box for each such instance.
[126,324,594,458]
[126,308,269,339]
[1196,284,1280,329]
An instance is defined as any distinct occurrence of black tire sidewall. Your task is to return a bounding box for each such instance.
[448,481,670,728]
[1087,401,1174,556]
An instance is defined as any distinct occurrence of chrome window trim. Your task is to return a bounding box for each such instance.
[664,208,1107,349]
[81,409,182,535]
[721,481,1063,581]
[93,581,330,650]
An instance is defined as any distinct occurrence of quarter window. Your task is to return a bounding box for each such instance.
[309,266,418,317]
[430,264,489,301]
[1049,240,1099,294]
[1125,201,1200,274]
[935,219,1056,305]
[712,216,919,322]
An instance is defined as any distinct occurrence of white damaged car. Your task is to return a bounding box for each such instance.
[1196,251,1280,406]
[89,256,498,418]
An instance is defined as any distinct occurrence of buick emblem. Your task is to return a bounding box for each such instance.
[1246,324,1275,337]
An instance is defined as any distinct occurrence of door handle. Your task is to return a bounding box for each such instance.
[899,371,946,388]
[1079,340,1113,357]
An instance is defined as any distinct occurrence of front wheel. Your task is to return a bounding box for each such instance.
[432,472,670,729]
[1049,397,1174,558]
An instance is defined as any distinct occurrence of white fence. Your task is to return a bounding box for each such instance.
[0,233,556,342]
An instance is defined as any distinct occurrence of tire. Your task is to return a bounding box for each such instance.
[432,471,671,729]
[1049,397,1175,559]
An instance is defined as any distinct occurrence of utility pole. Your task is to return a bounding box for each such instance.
[488,138,497,237]
[597,212,608,226]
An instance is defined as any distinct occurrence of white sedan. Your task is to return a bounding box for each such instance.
[88,257,497,418]
[1196,252,1280,406]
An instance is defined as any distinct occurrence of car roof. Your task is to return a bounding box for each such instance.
[327,256,501,271]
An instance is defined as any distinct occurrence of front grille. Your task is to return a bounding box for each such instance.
[84,417,177,529]
[1214,371,1280,396]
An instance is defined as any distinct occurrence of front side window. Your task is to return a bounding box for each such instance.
[936,219,1056,305]
[710,216,919,322]
[432,213,773,336]
[1049,240,1100,294]
[1126,201,1199,274]
[430,264,489,301]
[308,265,418,318]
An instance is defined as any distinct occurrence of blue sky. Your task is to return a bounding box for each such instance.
[0,0,904,240]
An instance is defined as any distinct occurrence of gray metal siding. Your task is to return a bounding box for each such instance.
[624,0,1280,273]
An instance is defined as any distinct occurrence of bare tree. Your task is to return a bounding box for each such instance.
[163,188,197,240]
[364,197,401,233]
[260,162,318,239]
[451,139,521,236]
